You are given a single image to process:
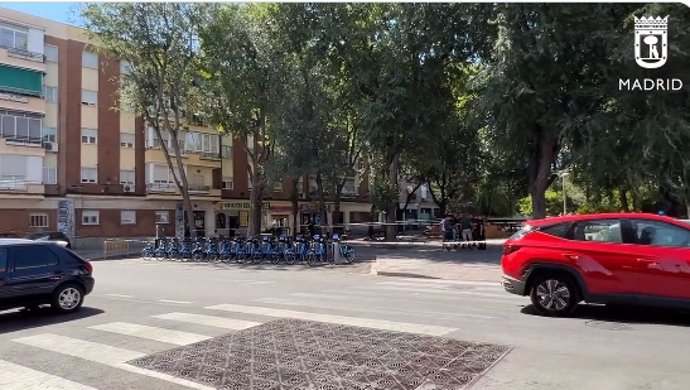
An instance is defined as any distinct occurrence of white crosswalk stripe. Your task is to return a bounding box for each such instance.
[351,285,522,300]
[0,359,98,390]
[205,303,456,336]
[11,334,214,390]
[153,312,260,330]
[89,322,211,345]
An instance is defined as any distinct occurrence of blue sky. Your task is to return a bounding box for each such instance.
[0,2,82,25]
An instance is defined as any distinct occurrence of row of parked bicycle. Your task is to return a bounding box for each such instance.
[141,234,356,266]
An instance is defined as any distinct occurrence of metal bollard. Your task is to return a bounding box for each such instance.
[332,241,341,264]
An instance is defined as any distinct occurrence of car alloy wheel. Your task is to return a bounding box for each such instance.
[536,279,570,311]
[530,274,579,317]
[52,284,84,313]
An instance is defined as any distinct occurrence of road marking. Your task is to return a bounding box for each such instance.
[255,297,495,320]
[11,334,214,390]
[89,322,210,345]
[0,359,97,390]
[353,285,522,300]
[104,293,135,299]
[378,280,503,291]
[157,299,193,304]
[205,303,456,336]
[321,288,519,305]
[153,312,260,330]
[378,279,501,288]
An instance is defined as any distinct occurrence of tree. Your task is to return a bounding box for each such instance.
[81,3,208,237]
[200,4,295,235]
[475,4,641,218]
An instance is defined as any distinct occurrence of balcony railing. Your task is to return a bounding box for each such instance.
[199,151,221,160]
[146,182,210,194]
[0,134,43,147]
[147,182,177,193]
[2,45,44,62]
[0,175,30,191]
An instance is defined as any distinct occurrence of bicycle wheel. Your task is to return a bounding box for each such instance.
[285,253,296,265]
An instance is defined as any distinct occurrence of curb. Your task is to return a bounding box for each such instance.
[375,271,441,279]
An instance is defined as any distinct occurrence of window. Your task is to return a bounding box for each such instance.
[43,126,56,142]
[44,86,58,103]
[341,178,357,196]
[540,223,572,238]
[273,182,283,192]
[0,154,42,188]
[9,245,59,274]
[120,170,135,186]
[0,248,6,274]
[0,110,42,143]
[202,134,219,154]
[627,220,690,248]
[222,177,233,190]
[120,132,135,148]
[120,60,132,75]
[82,51,98,69]
[43,167,57,184]
[81,210,99,225]
[221,145,232,159]
[155,211,170,224]
[81,89,97,105]
[81,128,97,144]
[571,219,622,243]
[29,213,48,228]
[120,210,136,225]
[44,44,58,62]
[0,24,28,51]
[81,167,97,183]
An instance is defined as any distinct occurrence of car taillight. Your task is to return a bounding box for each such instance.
[84,261,93,273]
[503,244,521,255]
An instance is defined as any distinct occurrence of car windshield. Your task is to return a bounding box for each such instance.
[25,233,46,240]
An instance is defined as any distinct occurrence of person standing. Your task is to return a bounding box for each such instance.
[459,214,472,248]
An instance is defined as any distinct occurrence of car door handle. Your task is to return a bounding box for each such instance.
[50,272,64,281]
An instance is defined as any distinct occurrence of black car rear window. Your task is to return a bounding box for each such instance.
[539,223,571,238]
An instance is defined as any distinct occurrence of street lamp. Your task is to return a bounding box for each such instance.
[559,171,570,214]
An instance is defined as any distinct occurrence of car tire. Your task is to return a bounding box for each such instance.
[51,283,84,314]
[529,273,580,317]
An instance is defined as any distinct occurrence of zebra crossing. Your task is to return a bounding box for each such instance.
[1,278,509,389]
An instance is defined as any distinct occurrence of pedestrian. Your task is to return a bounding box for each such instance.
[477,217,487,250]
[459,214,472,249]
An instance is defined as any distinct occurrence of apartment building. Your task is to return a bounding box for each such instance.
[0,7,373,240]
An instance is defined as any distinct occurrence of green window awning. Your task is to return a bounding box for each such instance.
[0,65,43,96]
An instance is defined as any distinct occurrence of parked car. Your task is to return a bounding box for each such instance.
[0,233,20,238]
[0,239,94,314]
[25,231,72,249]
[501,213,690,316]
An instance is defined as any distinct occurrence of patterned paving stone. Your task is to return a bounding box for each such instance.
[128,318,510,389]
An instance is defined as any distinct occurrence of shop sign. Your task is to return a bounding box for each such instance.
[219,201,268,211]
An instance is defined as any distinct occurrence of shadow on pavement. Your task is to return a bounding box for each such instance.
[521,303,690,328]
[0,306,104,335]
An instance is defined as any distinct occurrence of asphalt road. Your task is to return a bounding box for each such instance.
[1,257,690,390]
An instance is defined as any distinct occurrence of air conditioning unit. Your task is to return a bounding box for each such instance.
[43,141,58,152]
[123,185,134,193]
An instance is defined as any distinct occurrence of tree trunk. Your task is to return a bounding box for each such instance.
[620,189,630,212]
[290,178,299,236]
[249,168,264,236]
[165,129,196,238]
[315,172,327,235]
[528,135,557,219]
[385,153,400,241]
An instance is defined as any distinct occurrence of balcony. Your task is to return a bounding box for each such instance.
[147,182,177,193]
[0,175,43,193]
[188,183,210,194]
[2,46,44,63]
[199,151,221,161]
[1,134,43,147]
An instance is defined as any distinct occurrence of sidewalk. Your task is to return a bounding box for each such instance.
[369,244,504,282]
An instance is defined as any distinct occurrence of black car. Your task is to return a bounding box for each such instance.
[25,231,72,249]
[0,239,94,313]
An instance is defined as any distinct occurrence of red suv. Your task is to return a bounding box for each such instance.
[501,213,690,316]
